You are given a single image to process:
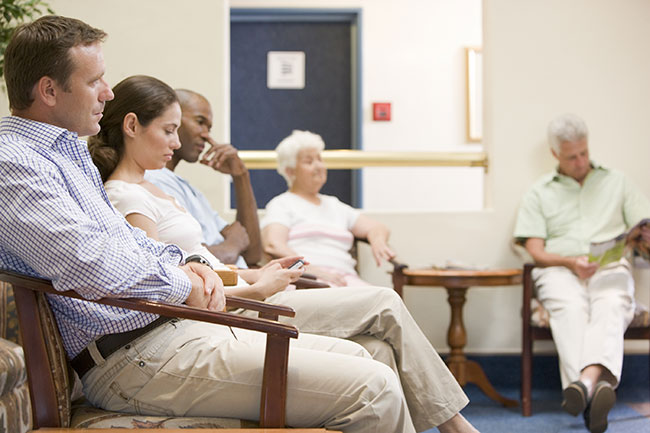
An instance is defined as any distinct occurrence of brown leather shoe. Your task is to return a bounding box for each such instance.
[584,381,616,433]
[562,380,588,416]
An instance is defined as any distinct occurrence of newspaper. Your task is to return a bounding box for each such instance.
[588,233,627,267]
[588,218,650,267]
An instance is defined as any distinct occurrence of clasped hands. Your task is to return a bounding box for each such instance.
[180,256,307,311]
[181,262,226,311]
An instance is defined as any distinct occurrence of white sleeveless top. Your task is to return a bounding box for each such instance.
[105,180,230,273]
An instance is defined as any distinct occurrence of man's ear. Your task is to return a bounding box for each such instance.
[551,149,558,159]
[34,76,59,107]
[122,112,139,138]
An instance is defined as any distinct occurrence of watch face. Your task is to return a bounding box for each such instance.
[186,254,213,269]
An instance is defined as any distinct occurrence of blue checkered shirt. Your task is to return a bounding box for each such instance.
[0,116,192,357]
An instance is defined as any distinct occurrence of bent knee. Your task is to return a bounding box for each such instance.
[594,291,635,318]
[361,361,403,401]
[369,285,403,306]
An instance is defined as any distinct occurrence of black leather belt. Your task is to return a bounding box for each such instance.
[70,316,174,378]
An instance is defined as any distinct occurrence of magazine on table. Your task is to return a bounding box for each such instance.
[588,218,650,266]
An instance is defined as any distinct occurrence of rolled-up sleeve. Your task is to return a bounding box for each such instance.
[514,188,548,242]
[622,175,650,228]
[0,157,191,304]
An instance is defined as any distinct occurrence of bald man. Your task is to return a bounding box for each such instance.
[144,90,479,433]
[145,89,261,267]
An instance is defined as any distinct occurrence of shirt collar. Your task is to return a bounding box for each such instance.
[0,115,78,149]
[547,161,608,184]
[161,166,192,186]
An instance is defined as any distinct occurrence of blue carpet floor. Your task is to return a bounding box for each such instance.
[422,354,649,433]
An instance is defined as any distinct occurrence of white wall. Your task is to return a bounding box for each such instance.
[231,0,485,211]
[382,0,650,353]
[0,1,230,141]
[230,0,650,354]
[2,0,649,354]
[0,0,231,207]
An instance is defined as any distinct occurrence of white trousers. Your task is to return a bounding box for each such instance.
[81,319,416,433]
[532,260,636,389]
[260,285,469,432]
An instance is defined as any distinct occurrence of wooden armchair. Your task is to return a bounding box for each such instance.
[0,269,299,429]
[521,263,650,416]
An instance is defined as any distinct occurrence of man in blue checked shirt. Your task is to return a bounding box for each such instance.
[0,15,481,433]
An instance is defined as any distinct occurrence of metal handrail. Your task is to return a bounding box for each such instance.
[239,150,488,169]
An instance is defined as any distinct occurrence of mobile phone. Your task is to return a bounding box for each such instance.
[288,259,305,270]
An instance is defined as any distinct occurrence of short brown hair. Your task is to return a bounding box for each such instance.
[4,15,107,110]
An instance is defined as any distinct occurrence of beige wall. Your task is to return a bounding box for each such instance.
[380,0,650,353]
[231,0,650,353]
[0,0,231,206]
[231,0,485,211]
[2,0,649,353]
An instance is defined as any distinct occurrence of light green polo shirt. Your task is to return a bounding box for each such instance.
[514,164,650,257]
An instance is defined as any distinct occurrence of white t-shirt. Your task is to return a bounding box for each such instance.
[105,180,230,272]
[261,192,361,275]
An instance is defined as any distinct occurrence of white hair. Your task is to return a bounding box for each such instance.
[547,113,589,153]
[275,130,325,187]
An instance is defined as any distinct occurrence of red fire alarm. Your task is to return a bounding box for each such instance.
[373,102,391,121]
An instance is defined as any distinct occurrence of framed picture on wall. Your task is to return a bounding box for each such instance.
[466,47,482,142]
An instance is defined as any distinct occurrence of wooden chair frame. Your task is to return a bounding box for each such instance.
[0,269,299,429]
[521,263,650,416]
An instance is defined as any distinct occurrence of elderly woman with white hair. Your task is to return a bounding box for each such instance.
[261,130,395,287]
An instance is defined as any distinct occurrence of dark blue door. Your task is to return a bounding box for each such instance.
[230,11,358,208]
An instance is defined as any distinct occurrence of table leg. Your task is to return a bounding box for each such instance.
[444,286,518,407]
[445,287,469,383]
[465,359,518,407]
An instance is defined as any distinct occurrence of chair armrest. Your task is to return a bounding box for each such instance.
[0,270,298,338]
[355,236,406,271]
[226,295,296,321]
[389,257,408,272]
[0,337,26,397]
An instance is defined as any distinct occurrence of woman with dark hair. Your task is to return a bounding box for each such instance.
[89,75,478,433]
[89,75,304,299]
[89,75,179,183]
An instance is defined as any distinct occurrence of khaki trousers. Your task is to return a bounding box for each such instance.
[259,286,469,432]
[532,260,635,389]
[81,319,416,433]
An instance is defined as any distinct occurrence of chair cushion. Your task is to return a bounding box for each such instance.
[0,380,31,433]
[0,338,27,397]
[531,300,650,328]
[530,298,551,328]
[0,282,20,344]
[71,402,259,429]
[630,303,650,327]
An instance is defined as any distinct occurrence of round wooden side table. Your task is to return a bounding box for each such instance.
[392,267,522,407]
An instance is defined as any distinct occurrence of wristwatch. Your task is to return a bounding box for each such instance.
[184,254,213,269]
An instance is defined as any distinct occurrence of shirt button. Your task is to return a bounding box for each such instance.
[124,344,130,350]
[139,361,145,367]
